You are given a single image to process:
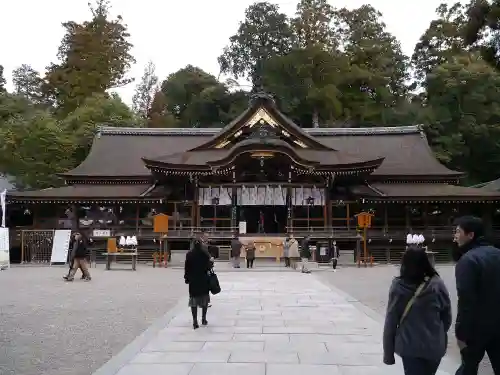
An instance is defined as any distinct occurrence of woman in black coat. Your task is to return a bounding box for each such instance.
[184,238,213,329]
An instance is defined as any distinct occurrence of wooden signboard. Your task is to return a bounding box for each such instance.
[107,238,118,253]
[154,214,169,233]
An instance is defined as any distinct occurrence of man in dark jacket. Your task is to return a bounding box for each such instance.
[300,235,311,273]
[64,233,91,281]
[64,233,86,280]
[453,216,500,374]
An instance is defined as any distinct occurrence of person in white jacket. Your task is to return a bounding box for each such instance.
[287,234,300,269]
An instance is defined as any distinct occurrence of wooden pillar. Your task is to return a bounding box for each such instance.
[287,186,292,233]
[383,204,388,233]
[71,204,79,231]
[325,186,331,228]
[32,204,38,228]
[405,204,411,231]
[346,203,350,230]
[193,185,199,228]
[135,203,140,232]
[231,186,237,231]
[423,203,429,229]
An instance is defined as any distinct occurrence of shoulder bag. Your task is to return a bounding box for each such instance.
[208,268,221,295]
[399,276,431,326]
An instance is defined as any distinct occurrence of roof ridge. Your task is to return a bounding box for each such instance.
[97,125,422,136]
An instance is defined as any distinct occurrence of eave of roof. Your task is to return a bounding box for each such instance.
[97,124,423,137]
[352,182,500,202]
[7,184,163,203]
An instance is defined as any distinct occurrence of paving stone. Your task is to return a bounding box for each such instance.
[229,351,299,363]
[267,364,342,375]
[298,352,383,366]
[233,333,290,343]
[189,363,266,375]
[142,340,205,352]
[203,341,264,351]
[115,364,193,375]
[205,326,263,334]
[131,351,230,364]
[95,272,453,375]
[264,341,328,353]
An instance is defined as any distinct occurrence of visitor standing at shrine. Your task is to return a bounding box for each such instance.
[283,235,291,267]
[383,246,451,375]
[452,216,500,375]
[245,241,256,268]
[288,234,300,269]
[230,235,242,268]
[300,235,311,273]
[184,236,212,329]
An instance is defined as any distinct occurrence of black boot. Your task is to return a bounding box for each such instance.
[191,306,199,329]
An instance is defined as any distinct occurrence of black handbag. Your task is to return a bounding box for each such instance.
[208,268,221,295]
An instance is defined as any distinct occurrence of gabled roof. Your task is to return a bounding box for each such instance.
[191,92,331,151]
[143,137,384,173]
[61,123,460,180]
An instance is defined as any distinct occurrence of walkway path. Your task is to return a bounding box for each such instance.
[93,271,456,375]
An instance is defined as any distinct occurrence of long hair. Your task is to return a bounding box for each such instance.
[400,246,438,284]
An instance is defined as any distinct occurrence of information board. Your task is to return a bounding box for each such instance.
[50,230,72,264]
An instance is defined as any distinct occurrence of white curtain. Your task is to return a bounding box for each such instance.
[198,187,233,206]
[292,186,324,206]
[236,186,287,205]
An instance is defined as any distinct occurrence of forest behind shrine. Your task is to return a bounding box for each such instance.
[1,0,500,189]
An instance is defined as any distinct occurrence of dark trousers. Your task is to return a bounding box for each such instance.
[246,258,254,268]
[402,357,440,375]
[456,339,500,375]
[284,257,290,267]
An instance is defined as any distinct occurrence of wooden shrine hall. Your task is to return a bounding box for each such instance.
[6,92,500,264]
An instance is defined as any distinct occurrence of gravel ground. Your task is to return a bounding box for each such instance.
[0,265,186,375]
[318,264,493,375]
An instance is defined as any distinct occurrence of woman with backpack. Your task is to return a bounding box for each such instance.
[383,246,452,375]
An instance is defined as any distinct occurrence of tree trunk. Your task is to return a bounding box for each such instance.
[312,109,319,128]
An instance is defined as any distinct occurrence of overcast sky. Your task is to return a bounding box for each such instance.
[1,0,458,105]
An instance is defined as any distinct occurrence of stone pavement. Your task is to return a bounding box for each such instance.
[93,271,456,375]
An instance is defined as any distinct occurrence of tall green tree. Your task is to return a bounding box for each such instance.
[12,64,45,104]
[132,61,158,119]
[62,93,138,166]
[291,0,336,49]
[333,5,410,125]
[161,65,238,127]
[44,0,135,115]
[218,2,293,84]
[411,3,467,83]
[425,53,500,183]
[147,90,178,128]
[0,111,74,188]
[0,65,6,93]
[262,46,346,127]
[463,0,500,70]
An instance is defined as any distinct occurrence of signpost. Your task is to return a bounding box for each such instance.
[153,214,169,267]
[355,212,374,267]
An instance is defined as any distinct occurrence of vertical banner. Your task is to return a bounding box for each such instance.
[0,227,9,270]
[0,189,6,228]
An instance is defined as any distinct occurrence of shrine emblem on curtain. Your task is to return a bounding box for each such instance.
[198,187,232,205]
[291,186,324,206]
